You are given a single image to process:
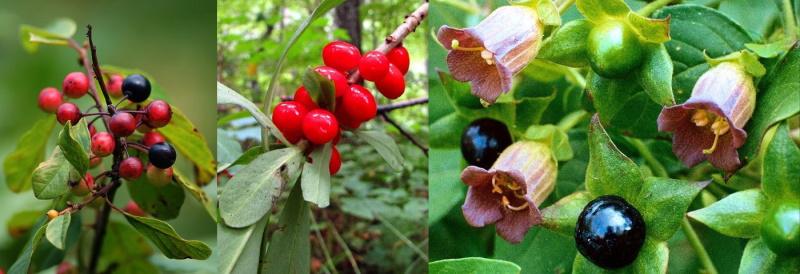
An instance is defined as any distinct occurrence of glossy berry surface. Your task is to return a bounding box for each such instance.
[575,195,646,269]
[294,86,318,110]
[119,157,143,180]
[460,118,512,169]
[109,112,137,137]
[91,132,115,157]
[148,142,176,169]
[147,164,174,187]
[142,131,166,147]
[760,202,800,256]
[342,84,377,122]
[124,201,146,217]
[375,64,405,99]
[56,103,82,125]
[359,51,390,81]
[122,74,152,103]
[108,74,124,97]
[334,103,362,130]
[62,72,90,98]
[587,20,643,78]
[272,101,308,144]
[302,109,339,144]
[315,66,349,97]
[329,146,341,175]
[322,41,362,72]
[38,87,63,113]
[145,100,172,128]
[386,46,410,74]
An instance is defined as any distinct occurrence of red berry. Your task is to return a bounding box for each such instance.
[88,124,97,137]
[294,86,318,110]
[145,100,172,128]
[109,112,137,137]
[330,146,341,175]
[108,74,124,97]
[272,101,308,144]
[302,109,339,144]
[375,64,405,99]
[315,66,349,97]
[322,41,362,72]
[90,154,102,168]
[359,51,390,81]
[62,72,90,98]
[56,103,81,125]
[342,84,377,122]
[124,201,146,217]
[387,46,410,74]
[119,157,143,180]
[91,132,115,157]
[56,261,76,274]
[146,164,174,187]
[142,131,166,147]
[37,87,63,113]
[71,173,94,196]
[334,98,362,130]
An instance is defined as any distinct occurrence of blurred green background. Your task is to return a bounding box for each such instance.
[0,1,217,272]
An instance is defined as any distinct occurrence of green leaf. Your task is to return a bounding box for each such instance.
[174,169,218,222]
[636,177,708,241]
[429,257,521,274]
[576,0,630,22]
[301,67,336,110]
[493,227,576,273]
[262,183,310,274]
[220,147,300,228]
[586,115,643,202]
[356,130,405,171]
[217,82,290,145]
[637,44,675,106]
[31,147,73,200]
[97,222,153,273]
[573,239,667,274]
[538,19,592,67]
[8,219,47,274]
[626,13,670,44]
[217,128,243,168]
[740,237,800,274]
[718,0,780,39]
[587,73,662,138]
[428,148,465,225]
[218,145,264,173]
[123,213,211,260]
[218,217,268,274]
[4,116,56,192]
[523,124,573,161]
[126,173,185,220]
[762,123,800,201]
[688,189,767,238]
[513,80,558,130]
[302,143,332,207]
[430,113,470,148]
[159,104,216,185]
[45,213,70,250]
[541,191,593,237]
[57,119,91,175]
[19,18,76,53]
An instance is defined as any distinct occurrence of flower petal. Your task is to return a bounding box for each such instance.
[462,184,503,227]
[706,134,742,173]
[437,25,483,50]
[495,205,540,244]
[461,165,493,187]
[446,50,504,102]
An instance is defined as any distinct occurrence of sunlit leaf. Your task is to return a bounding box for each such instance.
[4,116,56,192]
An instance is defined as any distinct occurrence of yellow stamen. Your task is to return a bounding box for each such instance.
[481,50,494,65]
[450,39,484,51]
[692,110,710,127]
[501,196,529,211]
[491,176,503,194]
[703,117,730,154]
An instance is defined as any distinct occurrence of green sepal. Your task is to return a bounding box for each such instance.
[538,19,592,67]
[636,177,709,241]
[637,43,675,106]
[540,191,592,237]
[573,238,668,274]
[626,13,670,44]
[576,0,630,23]
[301,66,337,111]
[705,50,767,77]
[740,237,800,273]
[523,124,573,161]
[509,0,561,27]
[688,189,767,238]
[585,115,643,202]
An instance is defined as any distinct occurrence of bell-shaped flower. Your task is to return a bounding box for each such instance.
[437,5,543,103]
[460,141,557,243]
[657,62,756,173]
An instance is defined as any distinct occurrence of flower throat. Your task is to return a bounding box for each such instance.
[491,172,528,211]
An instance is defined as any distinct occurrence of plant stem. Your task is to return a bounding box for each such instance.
[377,97,428,113]
[326,213,361,274]
[625,137,669,178]
[556,110,588,132]
[783,0,798,41]
[682,217,719,274]
[558,0,576,15]
[637,0,673,17]
[375,213,429,261]
[310,210,339,274]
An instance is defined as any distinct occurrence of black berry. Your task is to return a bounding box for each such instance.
[122,74,151,103]
[148,142,176,169]
[460,118,512,169]
[575,195,646,269]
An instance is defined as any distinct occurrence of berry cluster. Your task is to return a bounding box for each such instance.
[272,41,410,175]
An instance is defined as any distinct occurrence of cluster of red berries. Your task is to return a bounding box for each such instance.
[36,72,177,197]
[272,41,410,175]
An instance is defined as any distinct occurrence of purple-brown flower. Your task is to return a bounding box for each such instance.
[437,5,544,104]
[657,62,756,173]
[460,141,557,243]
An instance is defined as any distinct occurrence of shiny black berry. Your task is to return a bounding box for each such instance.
[575,195,646,269]
[148,142,176,169]
[460,118,512,169]
[122,74,151,103]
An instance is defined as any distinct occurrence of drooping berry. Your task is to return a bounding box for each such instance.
[109,112,137,137]
[375,64,405,99]
[322,41,362,72]
[272,101,308,144]
[342,84,377,122]
[108,74,124,97]
[587,20,643,78]
[386,46,410,74]
[47,209,59,220]
[315,66,349,97]
[145,100,172,128]
[460,118,512,169]
[119,157,144,180]
[91,132,115,157]
[149,142,177,169]
[122,74,151,103]
[146,164,174,187]
[302,109,339,144]
[124,201,146,217]
[62,72,90,98]
[575,195,646,269]
[71,173,94,196]
[38,87,63,113]
[330,146,341,175]
[56,102,82,125]
[294,86,318,110]
[359,51,390,81]
[142,131,166,147]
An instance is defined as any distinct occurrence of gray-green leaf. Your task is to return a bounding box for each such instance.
[356,130,405,171]
[301,143,332,207]
[32,147,73,200]
[45,213,70,250]
[123,213,211,260]
[262,183,310,274]
[429,257,521,274]
[218,217,268,274]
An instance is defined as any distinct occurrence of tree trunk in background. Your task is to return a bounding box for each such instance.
[334,0,362,50]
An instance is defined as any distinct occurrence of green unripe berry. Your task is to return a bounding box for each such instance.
[587,20,643,78]
[760,202,800,256]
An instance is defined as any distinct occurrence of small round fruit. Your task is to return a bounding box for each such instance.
[760,202,800,256]
[38,87,63,113]
[124,201,146,217]
[142,131,166,147]
[587,20,643,78]
[375,64,405,99]
[342,84,377,122]
[71,173,94,196]
[329,146,341,175]
[322,41,362,72]
[120,157,144,180]
[575,195,646,269]
[146,164,174,187]
[108,74,124,97]
[315,66,349,97]
[89,154,102,168]
[386,46,410,74]
[47,209,59,220]
[88,124,97,137]
[122,74,151,103]
[359,51,390,81]
[460,118,512,169]
[294,86,318,110]
[145,100,172,128]
[56,261,76,274]
[302,109,339,144]
[91,132,115,157]
[272,101,308,144]
[334,104,362,130]
[149,142,177,169]
[62,72,90,98]
[56,103,82,125]
[109,112,137,137]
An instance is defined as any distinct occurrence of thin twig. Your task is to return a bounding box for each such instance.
[380,112,428,156]
[682,217,719,274]
[377,97,428,113]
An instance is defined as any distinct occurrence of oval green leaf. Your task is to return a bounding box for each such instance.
[123,213,211,260]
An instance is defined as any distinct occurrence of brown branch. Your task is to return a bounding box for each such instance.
[377,97,428,113]
[380,112,428,156]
